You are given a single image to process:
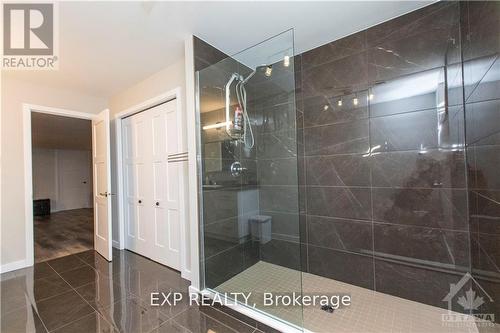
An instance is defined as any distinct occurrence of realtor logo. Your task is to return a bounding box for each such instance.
[2,2,59,69]
[442,272,495,327]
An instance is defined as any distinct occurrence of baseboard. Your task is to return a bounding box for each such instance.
[0,259,28,274]
[112,240,120,249]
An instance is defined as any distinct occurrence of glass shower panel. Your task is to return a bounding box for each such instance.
[196,30,303,328]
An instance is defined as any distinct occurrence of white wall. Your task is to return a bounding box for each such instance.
[32,148,92,212]
[108,57,186,247]
[1,75,107,268]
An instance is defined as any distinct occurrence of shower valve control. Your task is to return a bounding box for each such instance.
[230,161,247,177]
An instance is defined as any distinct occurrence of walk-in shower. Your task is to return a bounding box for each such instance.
[194,2,500,332]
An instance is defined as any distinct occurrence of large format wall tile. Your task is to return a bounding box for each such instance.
[256,129,298,159]
[370,109,439,152]
[468,145,500,190]
[259,186,299,214]
[465,99,500,145]
[307,186,372,221]
[466,56,500,104]
[301,31,367,70]
[461,1,500,63]
[371,149,466,188]
[304,119,369,156]
[302,90,369,127]
[374,259,467,312]
[308,246,374,290]
[305,154,370,187]
[203,189,239,225]
[302,52,369,98]
[365,2,456,48]
[372,188,468,230]
[373,223,470,267]
[261,239,302,271]
[307,215,373,255]
[257,158,299,186]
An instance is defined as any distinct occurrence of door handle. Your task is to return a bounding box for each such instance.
[99,191,114,197]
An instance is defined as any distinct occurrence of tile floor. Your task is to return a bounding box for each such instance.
[0,249,272,333]
[34,208,94,262]
[217,261,499,333]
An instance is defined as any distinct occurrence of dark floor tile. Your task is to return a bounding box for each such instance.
[36,290,94,331]
[308,245,374,290]
[172,306,255,333]
[75,277,130,311]
[47,254,87,274]
[1,277,31,315]
[100,296,169,333]
[0,304,47,333]
[60,265,100,288]
[15,262,59,281]
[52,311,117,333]
[30,275,73,302]
[151,319,189,333]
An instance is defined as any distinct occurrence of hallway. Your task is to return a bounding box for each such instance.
[34,208,93,263]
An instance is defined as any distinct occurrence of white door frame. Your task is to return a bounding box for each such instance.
[23,104,98,267]
[114,87,191,280]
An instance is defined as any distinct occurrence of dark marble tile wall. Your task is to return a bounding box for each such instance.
[195,37,260,288]
[461,1,500,322]
[297,1,474,311]
[248,56,302,271]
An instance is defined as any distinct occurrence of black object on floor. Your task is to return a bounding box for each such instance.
[33,199,50,216]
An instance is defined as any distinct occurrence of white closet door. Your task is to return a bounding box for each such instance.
[123,112,151,257]
[150,101,180,270]
[123,100,181,270]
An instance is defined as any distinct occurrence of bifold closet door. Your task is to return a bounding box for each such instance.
[123,100,181,271]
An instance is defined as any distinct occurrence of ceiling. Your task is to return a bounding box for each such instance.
[3,1,432,100]
[31,112,92,150]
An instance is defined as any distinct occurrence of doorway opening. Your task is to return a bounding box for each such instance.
[31,112,94,262]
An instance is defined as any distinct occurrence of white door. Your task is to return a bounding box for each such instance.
[123,111,150,257]
[92,109,112,261]
[151,102,181,270]
[123,100,181,270]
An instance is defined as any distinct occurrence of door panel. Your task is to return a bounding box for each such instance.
[122,100,181,270]
[92,109,112,261]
